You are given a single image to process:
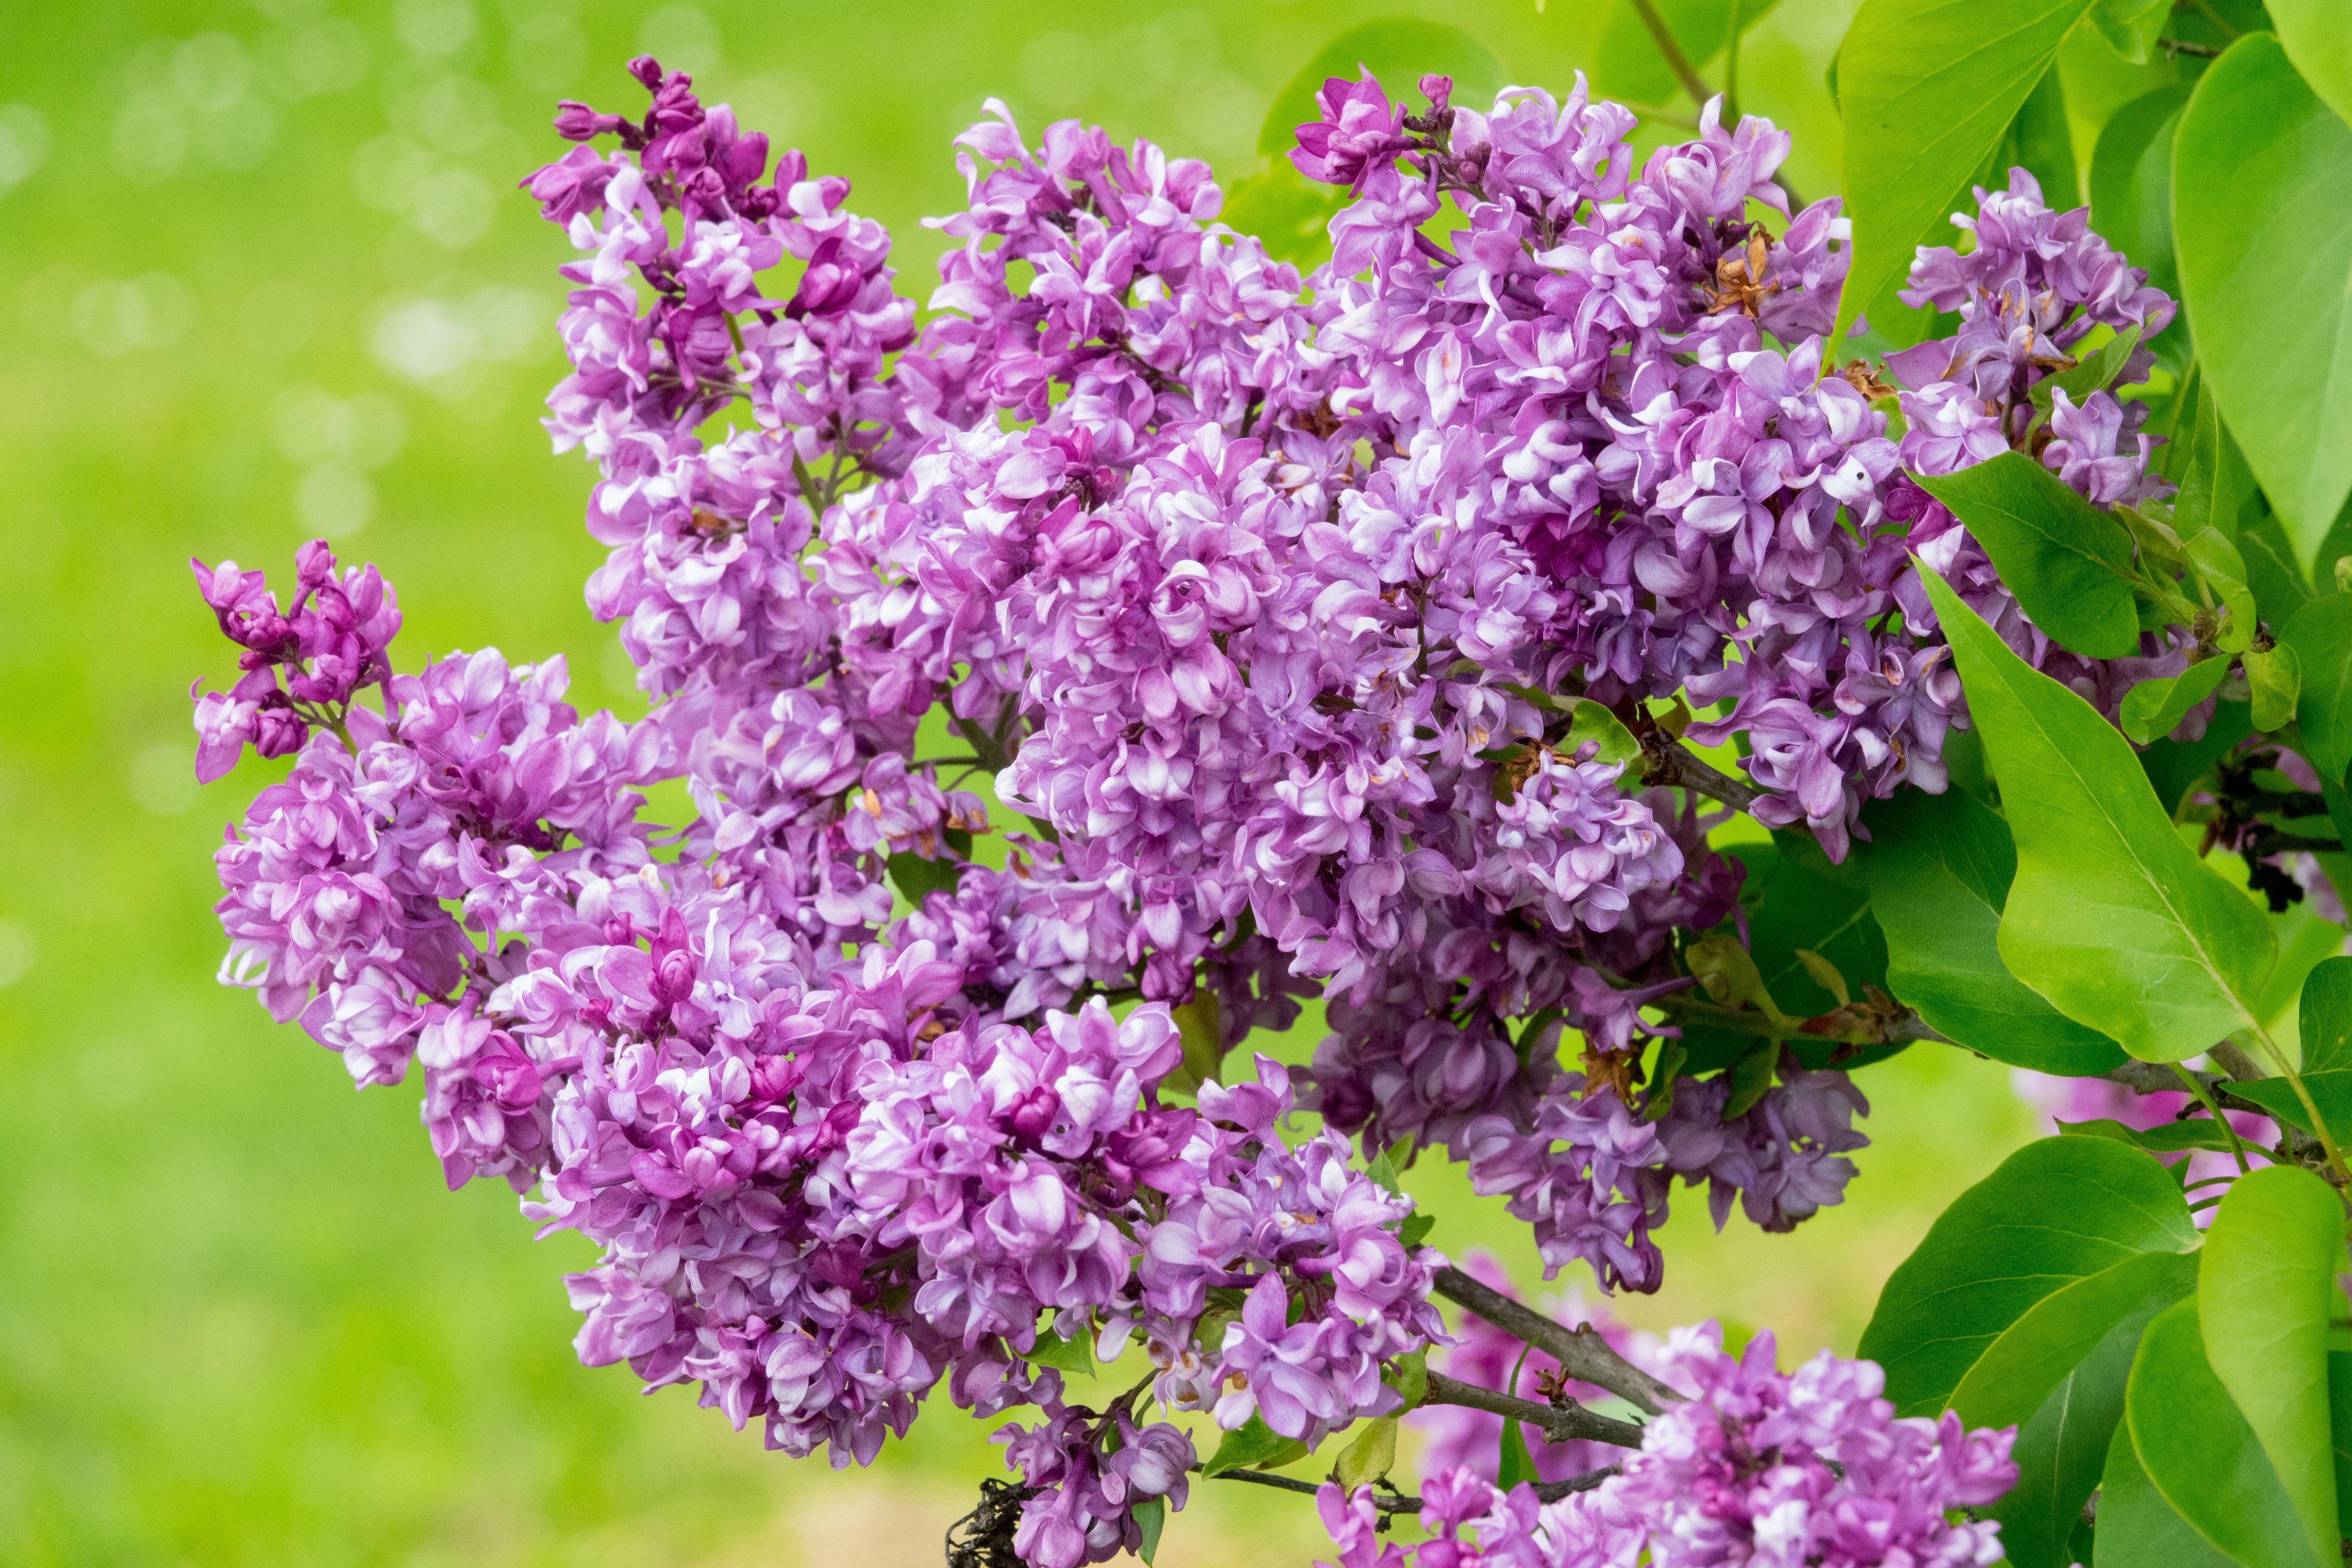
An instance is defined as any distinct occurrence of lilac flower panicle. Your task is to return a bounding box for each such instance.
[182,52,2230,1567]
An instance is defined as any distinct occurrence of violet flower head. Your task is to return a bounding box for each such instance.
[1292,72,1415,188]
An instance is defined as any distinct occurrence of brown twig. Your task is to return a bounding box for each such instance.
[1432,1267,1681,1415]
[1638,736,1763,813]
[1424,1371,1650,1449]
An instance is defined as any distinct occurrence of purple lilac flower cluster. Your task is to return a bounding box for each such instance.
[1329,1322,2016,1568]
[192,52,2184,1560]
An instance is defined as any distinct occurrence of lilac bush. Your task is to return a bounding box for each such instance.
[185,14,2352,1568]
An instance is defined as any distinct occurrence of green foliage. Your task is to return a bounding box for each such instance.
[2282,595,2352,789]
[2088,86,2190,297]
[1856,789,2123,1074]
[1993,1292,2179,1568]
[2125,1298,2328,1568]
[1591,0,1783,104]
[2268,0,2352,134]
[1832,0,2097,354]
[1920,567,2277,1062]
[1859,1136,2196,1418]
[1201,1416,1311,1477]
[2118,657,2230,747]
[1680,841,1890,1071]
[2198,1167,2345,1562]
[2174,35,2352,571]
[2093,1421,2235,1567]
[2302,958,2352,1073]
[1915,452,2144,658]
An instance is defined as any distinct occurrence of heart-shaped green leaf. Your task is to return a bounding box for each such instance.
[1920,564,2277,1061]
[2269,0,2352,134]
[2199,1165,2345,1565]
[2128,1297,2329,1568]
[1860,1135,2195,1416]
[2174,34,2352,571]
[1833,0,2099,354]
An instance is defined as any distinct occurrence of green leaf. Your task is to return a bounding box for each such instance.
[1684,931,1785,1021]
[1256,19,1503,157]
[2141,698,2254,818]
[2058,1116,2242,1154]
[2225,1071,2352,1138]
[1857,788,2124,1075]
[1201,1416,1311,1477]
[1792,948,1850,1008]
[2176,389,2259,547]
[1386,1348,1430,1411]
[2184,527,2257,654]
[1592,0,1783,105]
[1914,451,2144,659]
[1364,1145,1403,1196]
[1997,64,2076,208]
[1029,1328,1096,1377]
[1496,1416,1537,1489]
[1565,698,1644,774]
[886,851,965,903]
[2303,957,2352,1074]
[2248,643,2304,733]
[1219,168,1343,266]
[2282,595,2352,787]
[1920,564,2278,1062]
[2086,0,2171,65]
[2028,324,2143,418]
[1333,1416,1398,1490]
[1720,1042,1779,1122]
[2174,34,2352,573]
[2127,1297,2330,1568]
[1948,1247,2199,1428]
[2093,1422,2236,1568]
[1161,986,1228,1099]
[1992,1289,2176,1568]
[1134,1494,1166,1565]
[2089,86,2192,295]
[2119,657,2232,746]
[1859,1135,2196,1416]
[1833,0,2099,355]
[2269,0,2352,134]
[2244,513,2319,629]
[2200,1165,2346,1564]
[1396,1212,1435,1250]
[2332,1351,2352,1537]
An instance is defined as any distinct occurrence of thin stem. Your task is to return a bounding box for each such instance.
[1628,0,1714,107]
[2159,37,2222,59]
[1431,1266,1681,1414]
[1210,1468,1421,1514]
[1722,0,1744,121]
[2168,1062,2250,1175]
[2245,1024,2352,1187]
[1424,1371,1649,1449]
[1653,991,1949,1050]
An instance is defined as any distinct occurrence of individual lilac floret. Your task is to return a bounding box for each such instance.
[1292,70,1416,189]
[189,542,401,781]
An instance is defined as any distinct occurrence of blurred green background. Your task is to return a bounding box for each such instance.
[1,0,2231,1561]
